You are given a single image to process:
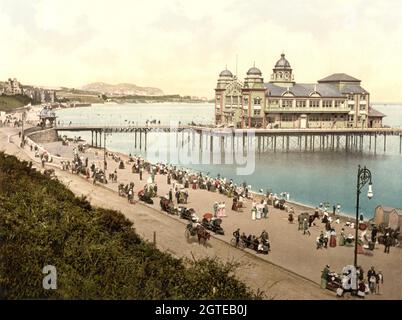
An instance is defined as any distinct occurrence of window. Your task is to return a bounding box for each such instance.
[323,100,332,108]
[348,95,354,101]
[296,100,306,108]
[283,99,292,108]
[254,110,261,116]
[309,99,320,108]
[309,115,320,122]
[282,115,293,122]
[270,99,279,105]
[335,100,342,108]
[254,97,261,105]
[243,97,248,105]
[361,94,365,100]
[216,96,221,101]
[359,104,366,110]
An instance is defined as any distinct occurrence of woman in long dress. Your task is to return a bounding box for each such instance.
[221,202,226,217]
[329,230,337,247]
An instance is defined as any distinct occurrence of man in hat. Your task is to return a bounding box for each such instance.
[384,233,392,254]
[233,228,240,247]
[367,266,377,294]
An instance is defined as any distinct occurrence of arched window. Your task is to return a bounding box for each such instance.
[254,97,261,105]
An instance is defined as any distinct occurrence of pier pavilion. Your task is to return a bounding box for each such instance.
[215,54,385,129]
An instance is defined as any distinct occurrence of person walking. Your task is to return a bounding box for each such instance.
[367,266,377,294]
[321,265,330,289]
[139,167,143,180]
[303,218,311,235]
[376,271,383,295]
[384,233,392,254]
[213,202,219,217]
[233,228,240,247]
[263,202,269,218]
[168,189,173,203]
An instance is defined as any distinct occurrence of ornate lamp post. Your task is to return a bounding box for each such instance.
[354,165,373,267]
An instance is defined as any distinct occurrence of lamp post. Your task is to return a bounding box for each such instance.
[103,129,110,183]
[354,165,373,268]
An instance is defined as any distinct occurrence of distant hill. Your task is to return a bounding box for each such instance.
[80,82,164,96]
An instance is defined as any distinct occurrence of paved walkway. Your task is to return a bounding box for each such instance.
[2,126,401,299]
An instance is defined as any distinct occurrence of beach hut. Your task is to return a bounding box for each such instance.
[388,209,402,231]
[374,205,402,230]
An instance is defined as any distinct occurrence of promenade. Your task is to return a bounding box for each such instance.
[2,125,402,299]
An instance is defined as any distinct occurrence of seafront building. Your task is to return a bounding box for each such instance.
[215,54,385,129]
[3,78,23,95]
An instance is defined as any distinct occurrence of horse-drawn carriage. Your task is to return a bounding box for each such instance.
[93,171,107,184]
[179,207,197,221]
[185,223,211,246]
[326,272,343,292]
[273,198,286,210]
[201,213,224,235]
[160,196,177,215]
[137,189,154,204]
[230,236,270,254]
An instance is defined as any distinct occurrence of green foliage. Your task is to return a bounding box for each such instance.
[0,94,32,111]
[0,152,260,299]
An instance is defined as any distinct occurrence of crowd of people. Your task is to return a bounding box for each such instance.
[233,228,271,254]
[23,136,398,299]
[321,264,384,298]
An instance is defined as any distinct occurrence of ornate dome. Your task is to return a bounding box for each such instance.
[219,69,233,77]
[246,66,262,76]
[274,53,291,69]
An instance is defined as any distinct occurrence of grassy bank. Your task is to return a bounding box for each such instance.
[0,152,260,299]
[0,95,31,112]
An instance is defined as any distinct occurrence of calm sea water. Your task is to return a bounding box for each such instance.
[55,103,402,218]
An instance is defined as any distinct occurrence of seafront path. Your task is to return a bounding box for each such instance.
[2,126,402,299]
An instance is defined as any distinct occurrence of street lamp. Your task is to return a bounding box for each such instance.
[354,165,373,268]
[103,128,111,183]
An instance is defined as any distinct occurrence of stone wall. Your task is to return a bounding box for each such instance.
[28,128,58,144]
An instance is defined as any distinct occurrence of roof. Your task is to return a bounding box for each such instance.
[219,69,233,77]
[368,107,386,118]
[264,83,345,97]
[274,53,291,69]
[318,73,361,83]
[247,67,262,76]
[378,206,402,215]
[340,84,368,94]
[39,107,56,118]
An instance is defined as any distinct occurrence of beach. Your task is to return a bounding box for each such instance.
[2,123,401,299]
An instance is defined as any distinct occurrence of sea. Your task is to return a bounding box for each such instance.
[55,103,402,219]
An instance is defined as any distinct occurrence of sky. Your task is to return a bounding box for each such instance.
[0,0,401,101]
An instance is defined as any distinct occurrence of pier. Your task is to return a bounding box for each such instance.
[54,125,402,153]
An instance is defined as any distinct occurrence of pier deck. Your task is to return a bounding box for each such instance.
[46,125,402,153]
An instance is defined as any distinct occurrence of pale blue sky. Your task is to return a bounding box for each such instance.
[0,0,401,101]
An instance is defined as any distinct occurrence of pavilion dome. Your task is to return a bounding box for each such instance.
[246,66,262,76]
[274,53,291,69]
[219,69,233,77]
